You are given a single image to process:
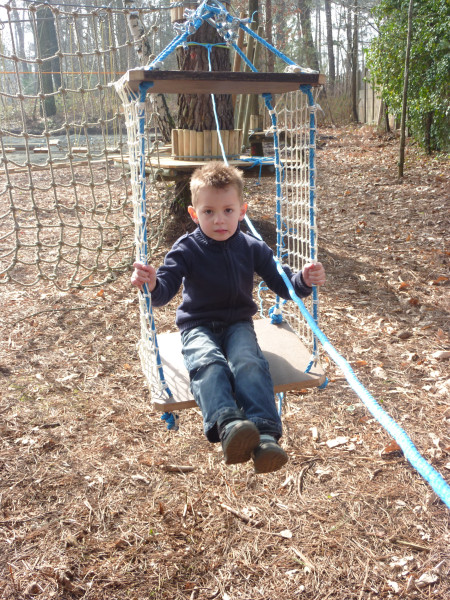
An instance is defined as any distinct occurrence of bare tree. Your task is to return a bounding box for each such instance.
[351,0,359,122]
[399,0,414,177]
[265,0,275,72]
[298,0,320,71]
[124,0,174,141]
[35,4,59,116]
[324,0,335,88]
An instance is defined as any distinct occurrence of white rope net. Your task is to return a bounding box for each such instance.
[274,88,318,352]
[0,1,172,289]
[116,78,319,401]
[114,80,173,402]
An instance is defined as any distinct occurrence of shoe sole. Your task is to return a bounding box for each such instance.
[223,422,260,465]
[253,444,288,474]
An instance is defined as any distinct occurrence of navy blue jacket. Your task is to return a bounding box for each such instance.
[151,226,312,332]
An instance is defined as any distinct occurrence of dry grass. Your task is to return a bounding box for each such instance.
[0,126,449,599]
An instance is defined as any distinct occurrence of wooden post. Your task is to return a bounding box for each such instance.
[204,130,212,159]
[236,33,255,132]
[232,13,246,110]
[211,130,218,158]
[189,130,196,158]
[172,129,179,159]
[196,131,204,159]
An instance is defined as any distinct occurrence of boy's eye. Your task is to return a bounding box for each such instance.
[225,208,233,214]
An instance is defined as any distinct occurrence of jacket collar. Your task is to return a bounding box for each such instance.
[194,225,242,248]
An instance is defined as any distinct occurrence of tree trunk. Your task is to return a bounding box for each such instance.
[247,0,260,130]
[351,1,358,122]
[298,0,320,71]
[174,21,234,209]
[345,6,352,94]
[10,1,32,93]
[265,0,275,72]
[176,23,234,131]
[324,0,335,89]
[399,0,414,177]
[125,2,174,141]
[424,111,433,154]
[35,5,58,117]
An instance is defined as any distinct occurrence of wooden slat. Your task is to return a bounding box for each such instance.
[151,319,325,412]
[119,69,326,95]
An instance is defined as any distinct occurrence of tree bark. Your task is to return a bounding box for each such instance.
[174,21,234,209]
[35,5,58,116]
[324,0,335,89]
[298,0,320,71]
[125,1,174,141]
[176,23,234,131]
[423,111,433,155]
[399,0,414,177]
[351,1,359,122]
[265,0,275,72]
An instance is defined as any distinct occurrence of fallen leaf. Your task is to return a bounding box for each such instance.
[397,330,412,340]
[416,571,439,588]
[372,366,388,379]
[432,350,450,360]
[381,440,403,458]
[398,282,410,290]
[280,529,293,539]
[326,436,349,448]
[431,276,448,285]
[353,359,368,366]
[387,580,400,593]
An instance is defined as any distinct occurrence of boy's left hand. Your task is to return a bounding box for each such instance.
[302,262,326,287]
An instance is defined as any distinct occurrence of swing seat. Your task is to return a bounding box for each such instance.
[151,319,326,412]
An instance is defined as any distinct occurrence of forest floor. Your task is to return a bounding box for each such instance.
[0,125,449,600]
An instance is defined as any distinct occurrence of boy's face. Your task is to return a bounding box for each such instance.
[188,185,247,241]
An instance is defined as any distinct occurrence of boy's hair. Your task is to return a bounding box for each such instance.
[190,161,244,206]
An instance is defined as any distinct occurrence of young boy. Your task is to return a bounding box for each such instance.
[131,162,325,473]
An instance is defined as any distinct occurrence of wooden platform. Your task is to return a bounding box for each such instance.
[152,319,325,412]
[119,70,326,95]
[113,155,276,178]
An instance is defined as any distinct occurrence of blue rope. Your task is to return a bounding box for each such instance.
[161,412,179,431]
[262,93,285,323]
[137,82,173,401]
[272,261,450,510]
[300,85,319,364]
[206,45,229,164]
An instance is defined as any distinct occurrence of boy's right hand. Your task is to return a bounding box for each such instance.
[131,261,157,292]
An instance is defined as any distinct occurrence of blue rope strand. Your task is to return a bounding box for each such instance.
[137,82,173,401]
[300,84,319,363]
[272,261,450,510]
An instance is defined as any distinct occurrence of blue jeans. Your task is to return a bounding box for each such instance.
[181,321,282,443]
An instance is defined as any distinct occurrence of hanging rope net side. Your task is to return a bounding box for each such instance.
[114,81,174,403]
[260,87,319,355]
[0,2,172,290]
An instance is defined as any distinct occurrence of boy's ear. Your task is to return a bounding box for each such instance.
[239,202,248,221]
[188,206,198,223]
